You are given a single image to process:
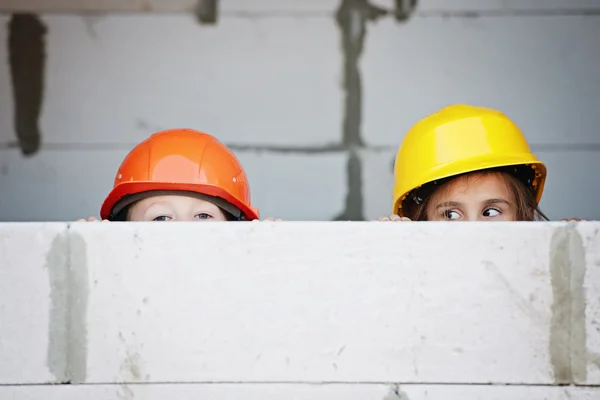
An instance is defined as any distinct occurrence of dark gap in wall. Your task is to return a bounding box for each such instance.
[8,13,47,157]
[195,0,219,25]
[333,150,365,221]
[334,0,417,220]
[336,0,387,148]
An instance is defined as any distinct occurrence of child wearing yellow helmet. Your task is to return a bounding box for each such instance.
[382,104,550,222]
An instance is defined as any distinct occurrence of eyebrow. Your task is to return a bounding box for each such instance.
[484,198,511,206]
[435,201,462,209]
[143,202,174,214]
[435,198,510,209]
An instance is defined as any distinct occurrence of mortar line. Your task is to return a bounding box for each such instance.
[2,142,600,152]
[1,381,600,387]
[1,9,599,17]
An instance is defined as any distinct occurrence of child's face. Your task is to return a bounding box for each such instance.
[425,172,518,222]
[127,195,229,222]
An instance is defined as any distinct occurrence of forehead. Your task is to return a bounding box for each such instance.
[134,194,219,209]
[435,172,513,200]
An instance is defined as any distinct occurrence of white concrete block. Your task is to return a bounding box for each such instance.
[72,222,560,384]
[221,0,338,13]
[360,149,396,221]
[360,149,600,222]
[0,222,68,384]
[25,14,341,147]
[237,151,347,221]
[3,0,597,13]
[537,151,600,221]
[577,223,600,385]
[362,15,600,146]
[418,0,600,12]
[0,0,340,13]
[1,383,599,399]
[0,148,346,221]
[0,149,127,222]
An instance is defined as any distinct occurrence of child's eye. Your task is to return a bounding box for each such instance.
[483,208,501,217]
[153,215,172,222]
[195,213,212,220]
[443,210,461,220]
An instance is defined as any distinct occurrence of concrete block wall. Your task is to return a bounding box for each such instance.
[1,221,600,398]
[0,0,599,222]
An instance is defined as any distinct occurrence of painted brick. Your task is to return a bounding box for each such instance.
[71,222,561,384]
[362,15,600,146]
[360,149,600,221]
[0,383,599,400]
[0,223,67,384]
[0,149,346,221]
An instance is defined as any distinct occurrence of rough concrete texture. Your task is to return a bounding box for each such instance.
[548,224,587,383]
[0,223,67,384]
[1,383,599,400]
[46,231,89,384]
[576,223,600,384]
[2,221,600,387]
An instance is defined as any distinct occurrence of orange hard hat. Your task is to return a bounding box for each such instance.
[100,128,259,221]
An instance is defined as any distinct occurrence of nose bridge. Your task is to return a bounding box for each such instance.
[464,210,483,222]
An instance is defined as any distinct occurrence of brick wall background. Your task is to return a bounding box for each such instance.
[0,0,598,221]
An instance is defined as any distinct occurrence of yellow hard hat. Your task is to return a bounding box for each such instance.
[392,104,546,216]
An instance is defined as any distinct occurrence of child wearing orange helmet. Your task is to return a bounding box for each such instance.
[378,104,573,222]
[80,128,264,222]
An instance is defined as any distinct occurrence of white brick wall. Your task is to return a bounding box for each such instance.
[0,222,599,398]
[0,0,599,222]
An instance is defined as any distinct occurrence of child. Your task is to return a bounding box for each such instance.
[381,104,549,222]
[80,128,262,222]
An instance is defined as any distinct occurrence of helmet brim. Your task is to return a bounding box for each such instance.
[101,182,260,221]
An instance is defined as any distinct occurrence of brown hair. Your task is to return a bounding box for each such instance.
[402,168,548,221]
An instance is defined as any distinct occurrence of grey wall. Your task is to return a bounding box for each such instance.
[0,0,598,221]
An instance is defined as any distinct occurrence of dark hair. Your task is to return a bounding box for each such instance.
[402,167,548,221]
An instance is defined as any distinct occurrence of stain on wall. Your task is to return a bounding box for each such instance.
[195,0,219,25]
[46,230,89,383]
[8,13,47,156]
[335,0,417,220]
[549,224,587,384]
